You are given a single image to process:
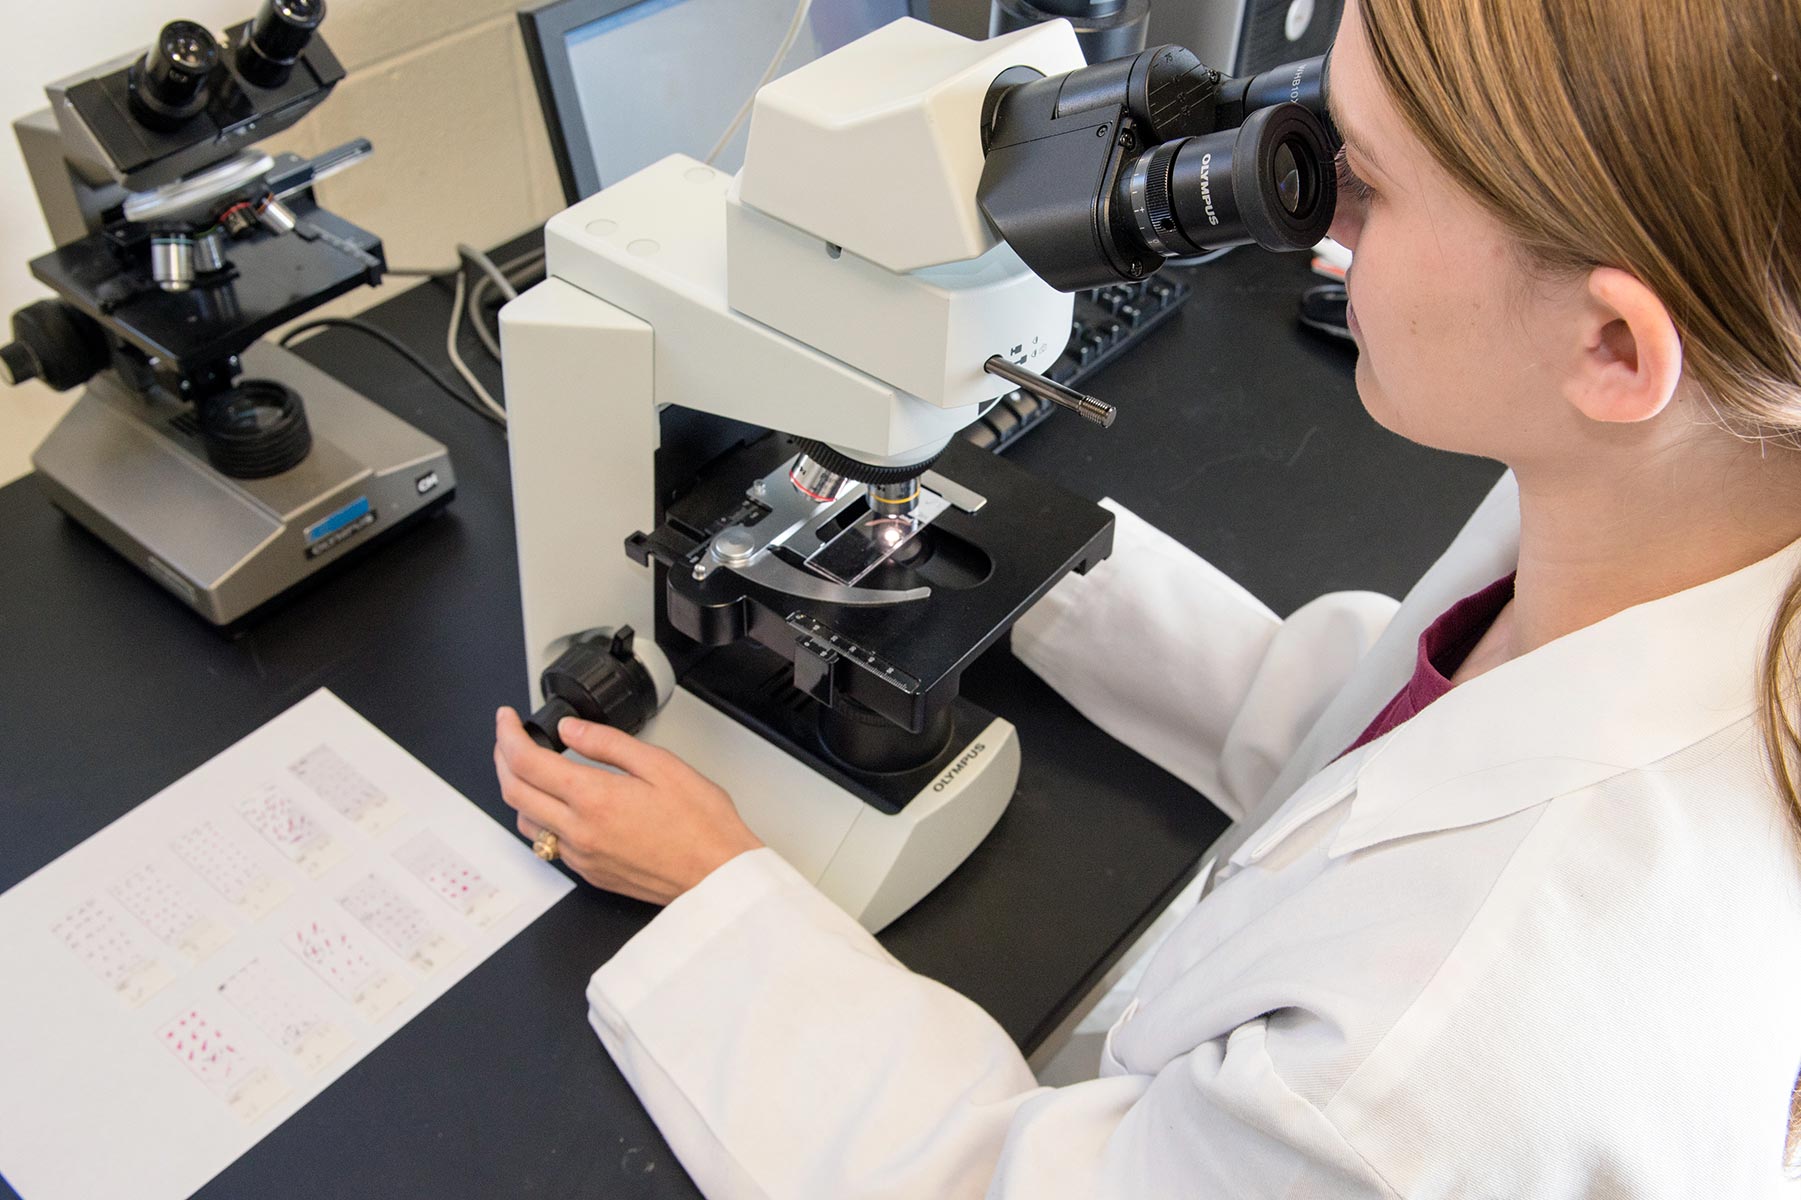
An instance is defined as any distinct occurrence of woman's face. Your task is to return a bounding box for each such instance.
[1325,0,1587,467]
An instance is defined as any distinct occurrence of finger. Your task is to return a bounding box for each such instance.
[556,717,676,780]
[515,811,544,840]
[496,707,606,800]
[493,743,569,832]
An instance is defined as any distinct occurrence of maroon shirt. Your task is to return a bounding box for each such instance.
[1341,572,1517,759]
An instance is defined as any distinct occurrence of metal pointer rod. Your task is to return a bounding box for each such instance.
[983,356,1117,428]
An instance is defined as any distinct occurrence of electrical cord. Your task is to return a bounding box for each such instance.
[457,243,519,304]
[468,247,546,361]
[704,0,814,166]
[446,269,511,425]
[275,249,542,430]
[469,272,507,360]
[278,317,507,428]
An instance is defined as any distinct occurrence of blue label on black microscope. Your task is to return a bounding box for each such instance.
[304,497,377,559]
[305,496,371,543]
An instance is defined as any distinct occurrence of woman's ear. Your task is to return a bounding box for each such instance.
[1562,266,1685,424]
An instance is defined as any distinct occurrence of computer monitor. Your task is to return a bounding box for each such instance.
[520,0,925,203]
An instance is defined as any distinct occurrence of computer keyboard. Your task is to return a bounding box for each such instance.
[963,271,1192,453]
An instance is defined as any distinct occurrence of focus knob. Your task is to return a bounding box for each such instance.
[1,300,110,392]
[523,626,658,752]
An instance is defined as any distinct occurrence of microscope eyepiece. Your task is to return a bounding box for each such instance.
[130,21,221,128]
[157,22,218,78]
[1221,56,1339,149]
[1123,101,1335,259]
[237,0,326,88]
[1273,140,1306,215]
[979,48,1340,289]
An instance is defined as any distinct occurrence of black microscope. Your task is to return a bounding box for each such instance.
[2,0,455,628]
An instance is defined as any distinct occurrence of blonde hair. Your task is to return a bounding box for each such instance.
[1355,0,1801,1167]
[1358,0,1801,792]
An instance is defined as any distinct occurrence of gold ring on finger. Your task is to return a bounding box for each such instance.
[531,829,560,862]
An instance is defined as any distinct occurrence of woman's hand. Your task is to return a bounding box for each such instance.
[493,707,765,905]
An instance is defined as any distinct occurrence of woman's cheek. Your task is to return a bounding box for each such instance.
[1347,289,1426,441]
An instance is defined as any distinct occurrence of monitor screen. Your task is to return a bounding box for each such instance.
[523,0,917,202]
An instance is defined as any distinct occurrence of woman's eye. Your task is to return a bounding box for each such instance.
[1335,147,1376,204]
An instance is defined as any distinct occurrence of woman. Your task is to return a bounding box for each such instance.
[493,0,1801,1192]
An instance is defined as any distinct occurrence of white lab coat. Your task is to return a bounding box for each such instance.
[588,473,1801,1197]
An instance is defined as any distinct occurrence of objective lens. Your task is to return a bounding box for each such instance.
[869,479,922,519]
[789,455,847,503]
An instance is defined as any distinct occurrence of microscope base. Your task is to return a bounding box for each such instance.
[30,340,454,627]
[639,687,1019,932]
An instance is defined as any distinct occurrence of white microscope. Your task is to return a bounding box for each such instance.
[501,17,1339,930]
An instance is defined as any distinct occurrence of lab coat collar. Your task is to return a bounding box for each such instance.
[1322,535,1801,859]
[1230,741,1378,866]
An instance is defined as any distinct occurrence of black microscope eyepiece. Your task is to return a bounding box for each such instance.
[237,0,327,88]
[978,46,1340,290]
[1121,100,1335,260]
[129,20,221,129]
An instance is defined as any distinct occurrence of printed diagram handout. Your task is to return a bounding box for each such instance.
[0,690,574,1200]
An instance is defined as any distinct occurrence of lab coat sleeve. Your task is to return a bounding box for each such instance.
[589,847,1042,1199]
[590,848,1395,1199]
[1011,499,1399,821]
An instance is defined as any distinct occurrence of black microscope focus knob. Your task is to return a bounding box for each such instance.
[523,627,659,752]
[0,300,110,393]
[131,21,221,127]
[237,0,327,88]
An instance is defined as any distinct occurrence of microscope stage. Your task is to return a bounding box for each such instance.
[30,200,382,373]
[649,434,1115,739]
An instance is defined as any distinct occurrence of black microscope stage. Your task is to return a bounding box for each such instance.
[633,432,1115,812]
[29,196,381,373]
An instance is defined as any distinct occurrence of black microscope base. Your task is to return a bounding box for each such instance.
[680,639,1000,816]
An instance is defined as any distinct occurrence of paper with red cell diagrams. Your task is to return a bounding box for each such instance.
[0,689,573,1200]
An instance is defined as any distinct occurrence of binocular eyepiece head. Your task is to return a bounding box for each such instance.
[128,1,328,129]
[979,46,1340,291]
